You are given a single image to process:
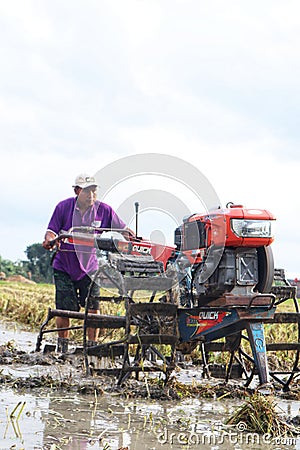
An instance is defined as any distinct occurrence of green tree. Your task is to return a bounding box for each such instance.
[0,256,29,278]
[25,243,53,283]
[0,256,17,276]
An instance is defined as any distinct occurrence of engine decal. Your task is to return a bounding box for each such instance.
[132,244,152,255]
[185,311,227,336]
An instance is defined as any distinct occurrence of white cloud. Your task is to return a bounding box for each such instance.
[0,0,299,279]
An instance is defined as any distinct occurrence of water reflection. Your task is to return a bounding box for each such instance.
[0,319,40,353]
[0,391,46,449]
[1,389,299,450]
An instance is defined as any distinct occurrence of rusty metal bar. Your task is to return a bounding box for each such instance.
[266,343,300,351]
[47,309,126,328]
[204,341,300,353]
[127,334,178,345]
[264,312,300,323]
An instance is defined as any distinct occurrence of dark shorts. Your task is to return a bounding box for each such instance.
[53,269,100,311]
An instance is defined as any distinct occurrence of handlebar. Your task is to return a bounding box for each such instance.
[49,234,72,248]
[48,227,137,252]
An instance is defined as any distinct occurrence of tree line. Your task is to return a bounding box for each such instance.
[0,243,53,284]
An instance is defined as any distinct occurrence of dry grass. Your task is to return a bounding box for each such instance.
[226,392,298,436]
[0,282,125,341]
[0,281,55,329]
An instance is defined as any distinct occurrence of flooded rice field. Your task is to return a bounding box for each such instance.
[1,389,299,450]
[0,320,300,450]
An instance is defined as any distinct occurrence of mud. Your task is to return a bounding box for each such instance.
[0,320,300,450]
[1,386,300,450]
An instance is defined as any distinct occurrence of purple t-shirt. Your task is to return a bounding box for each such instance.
[47,197,126,280]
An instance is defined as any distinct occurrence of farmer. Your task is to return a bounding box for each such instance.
[42,173,127,353]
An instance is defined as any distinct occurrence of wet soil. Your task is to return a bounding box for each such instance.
[0,320,300,450]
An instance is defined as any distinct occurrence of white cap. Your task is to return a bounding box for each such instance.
[73,173,98,189]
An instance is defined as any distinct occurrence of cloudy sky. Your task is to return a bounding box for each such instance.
[1,0,299,279]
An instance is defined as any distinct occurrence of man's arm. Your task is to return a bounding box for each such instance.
[42,200,67,250]
[42,230,57,250]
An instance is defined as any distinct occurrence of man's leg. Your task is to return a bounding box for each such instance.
[53,270,80,352]
[77,274,100,343]
[87,309,100,341]
[56,317,70,338]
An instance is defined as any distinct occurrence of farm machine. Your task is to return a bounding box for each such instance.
[36,203,300,391]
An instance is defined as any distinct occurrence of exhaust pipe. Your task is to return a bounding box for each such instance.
[135,202,139,237]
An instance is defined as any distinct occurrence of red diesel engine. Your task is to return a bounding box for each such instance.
[173,203,276,306]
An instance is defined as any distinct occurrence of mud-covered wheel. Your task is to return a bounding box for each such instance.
[116,263,179,385]
[117,300,178,385]
[255,246,274,294]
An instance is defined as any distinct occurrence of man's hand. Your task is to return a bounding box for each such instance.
[42,231,57,250]
[123,227,136,241]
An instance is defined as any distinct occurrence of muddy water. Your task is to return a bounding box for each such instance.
[0,321,300,450]
[1,389,300,450]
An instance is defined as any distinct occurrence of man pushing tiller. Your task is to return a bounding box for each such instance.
[42,173,127,353]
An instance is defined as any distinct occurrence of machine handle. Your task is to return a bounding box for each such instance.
[48,233,72,248]
[247,293,276,310]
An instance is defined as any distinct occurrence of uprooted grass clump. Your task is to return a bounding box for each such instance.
[226,392,299,437]
[119,376,252,401]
